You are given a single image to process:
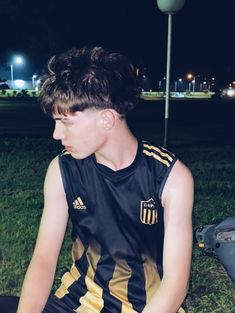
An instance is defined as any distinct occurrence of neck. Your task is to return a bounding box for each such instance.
[95,120,138,171]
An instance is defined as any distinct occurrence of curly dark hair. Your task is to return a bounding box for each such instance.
[39,46,140,117]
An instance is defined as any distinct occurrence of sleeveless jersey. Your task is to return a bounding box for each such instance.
[54,140,182,313]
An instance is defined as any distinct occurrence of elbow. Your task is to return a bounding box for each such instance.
[161,274,189,300]
[181,281,189,300]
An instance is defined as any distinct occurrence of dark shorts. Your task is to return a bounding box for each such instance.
[0,296,19,313]
[0,294,74,313]
[43,293,75,313]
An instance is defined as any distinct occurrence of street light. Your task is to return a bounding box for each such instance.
[175,78,182,92]
[32,75,37,90]
[156,0,185,147]
[192,79,196,92]
[10,56,23,89]
[193,75,200,92]
[158,77,166,91]
[187,73,193,91]
[187,73,200,92]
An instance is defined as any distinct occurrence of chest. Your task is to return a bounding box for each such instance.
[67,168,164,241]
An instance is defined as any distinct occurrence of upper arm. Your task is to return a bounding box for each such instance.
[161,160,194,286]
[33,156,69,264]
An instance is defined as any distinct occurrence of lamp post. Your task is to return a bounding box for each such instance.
[32,75,37,90]
[10,56,23,89]
[158,77,166,91]
[210,77,215,92]
[156,0,185,147]
[187,73,200,92]
[187,73,193,92]
[192,79,196,92]
[175,78,182,92]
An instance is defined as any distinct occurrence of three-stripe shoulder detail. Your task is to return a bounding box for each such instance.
[143,144,174,167]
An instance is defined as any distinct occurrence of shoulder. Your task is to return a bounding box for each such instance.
[142,141,176,168]
[46,155,60,175]
[165,160,193,189]
[162,159,194,209]
[44,156,65,195]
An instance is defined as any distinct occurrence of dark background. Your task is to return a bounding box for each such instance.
[0,0,235,85]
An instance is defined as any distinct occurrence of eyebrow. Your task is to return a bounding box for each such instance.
[54,117,70,121]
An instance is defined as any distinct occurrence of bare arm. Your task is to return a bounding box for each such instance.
[17,157,69,313]
[143,160,194,313]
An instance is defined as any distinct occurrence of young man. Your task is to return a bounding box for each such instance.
[17,46,193,313]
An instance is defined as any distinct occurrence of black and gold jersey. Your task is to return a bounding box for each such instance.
[54,140,182,313]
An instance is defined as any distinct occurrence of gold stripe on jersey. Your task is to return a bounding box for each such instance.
[76,239,104,313]
[143,144,173,162]
[55,283,69,298]
[143,150,170,167]
[72,236,85,262]
[108,260,136,313]
[142,255,161,304]
[55,237,85,298]
[55,263,81,298]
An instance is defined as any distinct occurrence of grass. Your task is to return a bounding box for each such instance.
[0,138,62,293]
[0,89,39,97]
[0,99,235,312]
[172,143,235,313]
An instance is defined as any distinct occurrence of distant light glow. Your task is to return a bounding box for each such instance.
[15,56,23,64]
[15,79,25,88]
[227,89,235,97]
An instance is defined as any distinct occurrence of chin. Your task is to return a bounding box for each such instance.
[71,151,91,160]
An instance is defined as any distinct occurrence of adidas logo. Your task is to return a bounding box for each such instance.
[73,197,87,210]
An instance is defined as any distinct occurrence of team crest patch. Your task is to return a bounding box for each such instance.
[140,198,158,225]
[73,197,86,210]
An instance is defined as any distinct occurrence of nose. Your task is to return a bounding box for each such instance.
[53,121,65,140]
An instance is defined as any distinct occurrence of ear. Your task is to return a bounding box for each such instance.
[100,109,116,130]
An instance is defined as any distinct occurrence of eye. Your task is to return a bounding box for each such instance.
[61,120,73,126]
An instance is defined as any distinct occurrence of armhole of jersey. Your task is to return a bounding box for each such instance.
[158,157,178,200]
[58,154,67,195]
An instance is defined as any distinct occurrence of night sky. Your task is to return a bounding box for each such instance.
[0,0,235,84]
